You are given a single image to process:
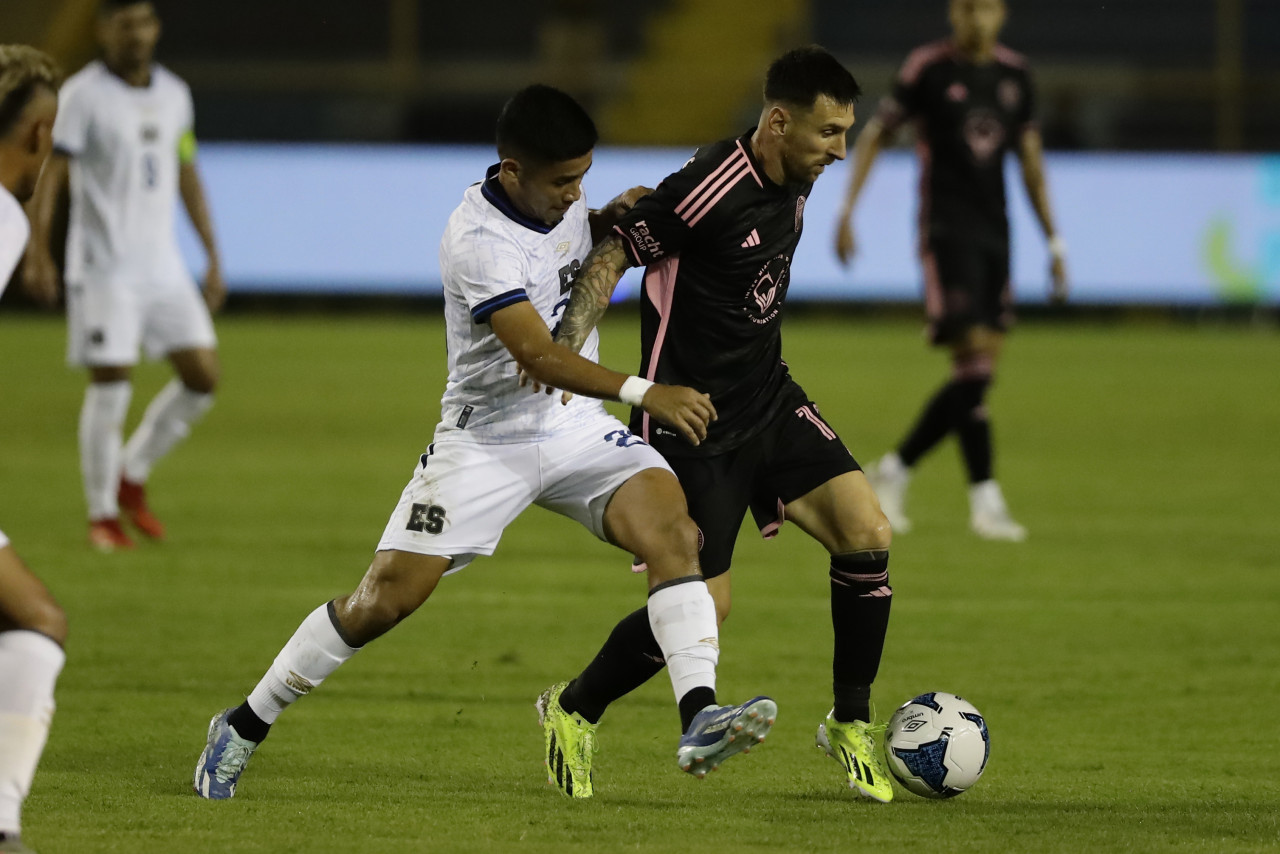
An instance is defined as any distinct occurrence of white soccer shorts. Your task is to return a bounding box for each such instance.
[66,277,217,367]
[376,412,673,572]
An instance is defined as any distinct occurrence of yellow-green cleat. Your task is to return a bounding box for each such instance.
[536,682,598,799]
[816,710,894,803]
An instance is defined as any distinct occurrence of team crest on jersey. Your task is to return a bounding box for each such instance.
[963,110,1006,163]
[744,254,788,325]
[140,124,160,143]
[998,79,1022,111]
[795,196,806,232]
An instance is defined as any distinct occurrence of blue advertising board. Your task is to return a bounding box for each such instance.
[177,145,1280,305]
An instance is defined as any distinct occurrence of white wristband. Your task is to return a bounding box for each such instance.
[1048,235,1067,258]
[618,376,654,407]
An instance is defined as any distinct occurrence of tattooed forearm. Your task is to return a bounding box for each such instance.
[556,234,631,353]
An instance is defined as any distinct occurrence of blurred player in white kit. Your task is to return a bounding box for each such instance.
[0,44,68,854]
[23,0,225,551]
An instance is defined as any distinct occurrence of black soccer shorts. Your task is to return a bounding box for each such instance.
[665,386,861,579]
[922,228,1014,345]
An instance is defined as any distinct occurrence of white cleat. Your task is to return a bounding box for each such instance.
[969,480,1027,542]
[869,452,912,534]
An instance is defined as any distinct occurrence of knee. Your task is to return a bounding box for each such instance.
[182,366,219,395]
[838,508,892,553]
[25,596,68,648]
[635,511,701,570]
[335,554,441,644]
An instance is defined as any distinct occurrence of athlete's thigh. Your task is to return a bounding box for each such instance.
[782,469,890,555]
[750,397,860,540]
[376,439,539,574]
[66,279,142,367]
[975,235,1013,335]
[144,280,217,361]
[924,232,985,346]
[665,448,754,580]
[535,415,676,543]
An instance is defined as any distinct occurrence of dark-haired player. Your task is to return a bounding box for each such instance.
[193,84,775,801]
[542,47,897,802]
[24,0,225,551]
[834,0,1067,541]
[0,44,66,854]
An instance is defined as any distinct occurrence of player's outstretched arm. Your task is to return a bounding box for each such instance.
[835,116,888,267]
[20,152,68,308]
[179,160,226,312]
[1016,127,1068,303]
[555,234,631,354]
[493,300,715,445]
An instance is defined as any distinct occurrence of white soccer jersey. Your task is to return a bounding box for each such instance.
[436,166,605,443]
[53,61,194,288]
[0,182,29,297]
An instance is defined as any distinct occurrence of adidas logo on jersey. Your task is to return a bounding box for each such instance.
[740,229,761,248]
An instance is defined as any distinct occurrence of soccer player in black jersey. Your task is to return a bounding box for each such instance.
[835,0,1067,541]
[540,46,898,802]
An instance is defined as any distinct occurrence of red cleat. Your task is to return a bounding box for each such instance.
[118,479,167,540]
[88,518,136,552]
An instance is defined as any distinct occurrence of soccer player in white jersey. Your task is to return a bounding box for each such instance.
[0,45,68,854]
[23,0,224,552]
[192,85,775,802]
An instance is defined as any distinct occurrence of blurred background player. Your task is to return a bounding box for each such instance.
[834,0,1067,541]
[193,85,773,802]
[22,0,225,551]
[0,44,67,854]
[546,47,897,803]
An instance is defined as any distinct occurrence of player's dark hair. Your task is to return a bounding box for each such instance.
[496,84,598,166]
[764,46,862,109]
[0,45,61,139]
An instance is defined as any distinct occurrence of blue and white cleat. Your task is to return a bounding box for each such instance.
[676,696,776,778]
[193,708,260,800]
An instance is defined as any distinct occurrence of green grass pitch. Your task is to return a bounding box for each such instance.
[2,311,1278,853]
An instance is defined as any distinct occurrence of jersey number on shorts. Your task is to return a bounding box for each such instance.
[604,429,646,448]
[549,259,582,337]
[406,503,446,535]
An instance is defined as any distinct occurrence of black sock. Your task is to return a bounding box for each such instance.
[227,702,271,744]
[898,381,957,467]
[679,686,717,732]
[830,550,892,723]
[558,607,666,725]
[951,376,993,483]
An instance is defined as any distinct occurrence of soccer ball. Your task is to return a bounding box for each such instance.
[884,692,990,799]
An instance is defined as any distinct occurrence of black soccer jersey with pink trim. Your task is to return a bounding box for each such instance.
[613,130,812,456]
[878,40,1036,236]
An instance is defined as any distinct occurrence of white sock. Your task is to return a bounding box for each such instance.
[121,380,214,483]
[79,381,132,520]
[647,579,719,703]
[246,604,359,726]
[0,631,65,834]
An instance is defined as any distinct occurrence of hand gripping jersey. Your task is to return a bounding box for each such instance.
[0,182,29,294]
[436,165,605,443]
[878,40,1036,238]
[52,61,195,289]
[613,131,811,456]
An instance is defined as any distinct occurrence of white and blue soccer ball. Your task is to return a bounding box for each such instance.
[884,692,990,799]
